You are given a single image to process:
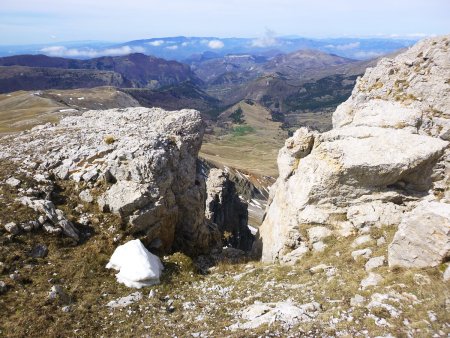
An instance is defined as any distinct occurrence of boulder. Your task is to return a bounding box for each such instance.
[258,35,450,262]
[388,201,450,268]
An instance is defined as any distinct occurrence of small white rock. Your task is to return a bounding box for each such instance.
[365,256,385,271]
[443,265,450,282]
[350,294,365,307]
[79,190,94,203]
[5,177,21,187]
[376,236,386,246]
[312,241,327,252]
[352,248,372,260]
[351,235,373,248]
[360,272,383,290]
[4,222,19,235]
[307,226,332,243]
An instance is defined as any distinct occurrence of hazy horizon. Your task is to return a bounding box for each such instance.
[1,0,449,45]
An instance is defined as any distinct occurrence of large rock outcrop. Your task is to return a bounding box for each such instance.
[0,107,224,254]
[204,168,253,251]
[258,35,450,264]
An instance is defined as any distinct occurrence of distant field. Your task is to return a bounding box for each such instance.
[0,91,64,134]
[1,91,289,177]
[0,87,139,134]
[200,101,287,177]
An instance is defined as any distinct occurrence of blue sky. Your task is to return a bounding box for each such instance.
[1,0,449,45]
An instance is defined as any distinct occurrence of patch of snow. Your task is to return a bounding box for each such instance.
[248,225,258,235]
[106,239,163,288]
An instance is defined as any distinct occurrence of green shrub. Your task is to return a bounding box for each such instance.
[230,107,244,124]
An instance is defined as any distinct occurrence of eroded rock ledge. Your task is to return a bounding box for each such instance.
[0,107,250,255]
[257,35,450,266]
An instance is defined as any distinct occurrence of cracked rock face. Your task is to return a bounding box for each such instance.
[204,168,253,251]
[0,107,220,254]
[258,35,450,263]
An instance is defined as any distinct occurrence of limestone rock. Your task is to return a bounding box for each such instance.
[30,244,48,258]
[1,107,224,254]
[79,190,94,203]
[19,197,79,241]
[352,249,372,260]
[277,127,315,180]
[388,201,450,268]
[350,294,365,307]
[5,177,21,187]
[443,265,450,282]
[351,235,373,248]
[204,168,252,250]
[307,226,332,243]
[347,201,404,229]
[258,35,450,262]
[48,285,71,305]
[229,301,321,330]
[106,292,143,308]
[0,281,7,294]
[360,272,383,290]
[4,222,19,235]
[365,256,385,271]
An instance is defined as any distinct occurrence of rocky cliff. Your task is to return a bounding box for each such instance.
[258,35,450,266]
[0,107,251,255]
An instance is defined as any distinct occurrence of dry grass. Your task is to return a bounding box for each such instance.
[0,91,63,134]
[201,101,287,177]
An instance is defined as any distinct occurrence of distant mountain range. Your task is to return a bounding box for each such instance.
[0,53,200,93]
[0,42,405,131]
[0,36,418,61]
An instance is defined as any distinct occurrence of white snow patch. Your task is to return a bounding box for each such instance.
[106,239,163,288]
[248,225,258,235]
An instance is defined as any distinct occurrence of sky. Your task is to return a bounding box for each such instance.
[0,0,449,45]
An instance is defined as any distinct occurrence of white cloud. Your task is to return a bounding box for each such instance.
[251,29,279,48]
[40,45,145,58]
[165,45,178,50]
[181,41,189,47]
[325,42,360,50]
[353,50,383,59]
[147,40,165,46]
[208,40,224,49]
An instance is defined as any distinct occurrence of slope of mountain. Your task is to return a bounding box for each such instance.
[0,87,139,133]
[122,82,223,118]
[200,100,288,177]
[262,49,356,77]
[0,66,127,93]
[0,53,201,92]
[190,54,269,83]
